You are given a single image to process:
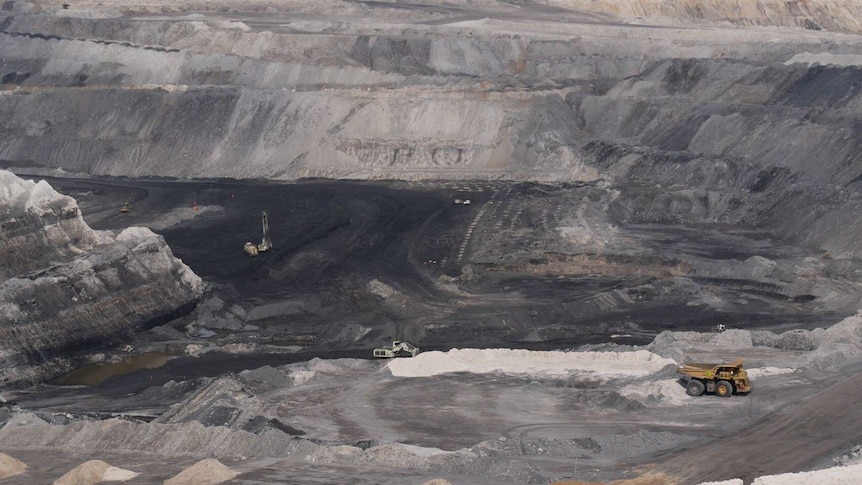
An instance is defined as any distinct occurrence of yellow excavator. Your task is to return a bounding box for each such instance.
[244,211,272,257]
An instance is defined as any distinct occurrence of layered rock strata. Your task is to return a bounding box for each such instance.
[0,1,861,259]
[547,0,862,33]
[0,170,202,387]
[1,1,862,182]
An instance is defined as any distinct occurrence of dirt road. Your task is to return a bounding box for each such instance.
[657,368,862,483]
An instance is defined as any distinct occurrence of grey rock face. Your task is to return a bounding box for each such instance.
[2,3,860,183]
[0,171,202,388]
[0,2,861,257]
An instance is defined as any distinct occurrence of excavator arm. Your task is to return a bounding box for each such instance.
[244,210,272,256]
[259,211,272,251]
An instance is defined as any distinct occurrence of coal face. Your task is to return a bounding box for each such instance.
[33,176,852,366]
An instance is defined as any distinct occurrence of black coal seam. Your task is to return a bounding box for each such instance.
[0,31,179,52]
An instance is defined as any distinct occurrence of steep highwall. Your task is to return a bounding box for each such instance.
[0,86,591,181]
[0,171,203,388]
[571,58,862,257]
[1,4,862,255]
[545,0,862,33]
[2,9,861,181]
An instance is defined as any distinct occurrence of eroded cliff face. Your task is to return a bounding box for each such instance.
[1,1,861,182]
[0,171,202,388]
[1,1,861,258]
[546,0,862,33]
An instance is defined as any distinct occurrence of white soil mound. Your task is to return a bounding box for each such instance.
[164,459,238,485]
[746,367,795,378]
[753,462,862,484]
[103,467,140,482]
[387,349,675,378]
[420,480,454,485]
[53,460,138,485]
[620,378,689,405]
[0,453,27,479]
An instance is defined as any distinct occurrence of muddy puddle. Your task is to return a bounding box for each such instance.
[56,352,178,386]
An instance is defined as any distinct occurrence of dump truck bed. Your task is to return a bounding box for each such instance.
[678,363,727,378]
[679,363,722,371]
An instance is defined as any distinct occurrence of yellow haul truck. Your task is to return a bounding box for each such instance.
[677,359,751,397]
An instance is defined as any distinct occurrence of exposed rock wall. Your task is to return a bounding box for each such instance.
[0,86,589,181]
[0,171,202,388]
[571,58,862,257]
[0,171,110,277]
[547,0,862,33]
[1,2,862,256]
[2,6,862,181]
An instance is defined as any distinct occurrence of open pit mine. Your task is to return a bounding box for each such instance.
[2,1,862,484]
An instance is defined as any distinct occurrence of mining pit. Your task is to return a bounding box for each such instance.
[3,1,862,484]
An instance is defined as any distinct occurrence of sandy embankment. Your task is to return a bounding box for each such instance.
[387,348,676,378]
[163,458,238,485]
[53,460,139,485]
[0,453,27,479]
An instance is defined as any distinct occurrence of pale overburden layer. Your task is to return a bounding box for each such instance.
[546,0,862,33]
[387,348,675,378]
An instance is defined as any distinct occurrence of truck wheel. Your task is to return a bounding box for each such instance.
[686,380,705,396]
[716,380,733,398]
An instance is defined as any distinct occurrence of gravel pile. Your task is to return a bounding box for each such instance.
[620,379,689,406]
[0,453,26,479]
[164,459,237,485]
[307,439,547,483]
[238,365,291,392]
[648,329,755,362]
[282,358,381,386]
[53,460,138,485]
[0,417,316,460]
[649,312,862,371]
[774,330,818,351]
